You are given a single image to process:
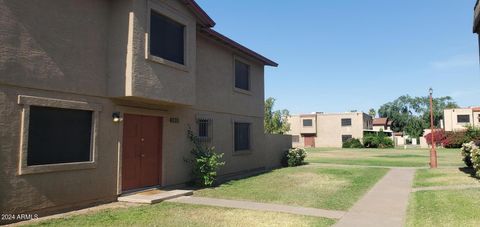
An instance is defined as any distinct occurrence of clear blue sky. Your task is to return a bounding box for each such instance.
[197,0,480,114]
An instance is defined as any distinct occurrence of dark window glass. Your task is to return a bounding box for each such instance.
[150,10,184,64]
[342,135,352,143]
[198,119,209,138]
[27,106,92,166]
[235,60,250,90]
[303,119,313,126]
[234,123,250,151]
[341,118,352,126]
[457,115,470,123]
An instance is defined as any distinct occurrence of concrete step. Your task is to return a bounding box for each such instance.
[118,189,193,204]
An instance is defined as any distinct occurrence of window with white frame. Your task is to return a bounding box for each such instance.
[457,115,470,123]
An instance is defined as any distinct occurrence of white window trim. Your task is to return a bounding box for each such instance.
[17,95,102,175]
[232,118,253,155]
[233,56,252,95]
[146,1,190,72]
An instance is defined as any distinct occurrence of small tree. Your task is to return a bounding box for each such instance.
[185,128,225,187]
[264,97,290,134]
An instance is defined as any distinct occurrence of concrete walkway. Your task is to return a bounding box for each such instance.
[334,168,415,227]
[168,196,346,219]
[412,184,480,192]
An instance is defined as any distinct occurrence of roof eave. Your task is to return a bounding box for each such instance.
[200,28,278,67]
[182,0,216,27]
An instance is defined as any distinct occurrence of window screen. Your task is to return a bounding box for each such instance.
[342,135,352,143]
[234,123,250,151]
[457,115,470,123]
[27,106,92,166]
[303,119,313,127]
[235,60,250,90]
[150,10,185,64]
[341,118,352,126]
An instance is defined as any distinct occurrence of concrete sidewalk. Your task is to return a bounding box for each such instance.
[334,168,415,227]
[168,196,346,219]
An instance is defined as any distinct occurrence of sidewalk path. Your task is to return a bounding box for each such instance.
[168,196,346,219]
[334,168,415,227]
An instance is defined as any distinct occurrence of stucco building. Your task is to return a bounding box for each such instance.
[443,107,480,131]
[287,112,373,148]
[0,0,291,220]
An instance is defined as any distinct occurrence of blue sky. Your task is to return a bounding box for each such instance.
[197,0,480,114]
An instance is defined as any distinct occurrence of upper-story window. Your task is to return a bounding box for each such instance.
[235,60,250,91]
[303,119,313,127]
[341,118,352,126]
[150,10,185,65]
[457,115,470,123]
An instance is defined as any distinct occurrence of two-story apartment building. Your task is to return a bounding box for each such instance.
[288,112,373,148]
[443,107,480,131]
[0,0,286,219]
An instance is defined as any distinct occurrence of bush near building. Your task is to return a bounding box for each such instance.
[342,138,363,148]
[363,133,394,148]
[425,126,480,149]
[283,148,307,167]
[461,141,480,177]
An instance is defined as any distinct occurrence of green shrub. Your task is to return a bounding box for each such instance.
[363,132,394,148]
[342,138,363,148]
[461,142,475,167]
[283,148,307,167]
[186,129,225,187]
[443,126,480,148]
[470,143,480,177]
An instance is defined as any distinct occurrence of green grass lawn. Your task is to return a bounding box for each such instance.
[24,202,335,227]
[306,147,463,167]
[413,167,480,188]
[407,189,480,227]
[195,165,388,211]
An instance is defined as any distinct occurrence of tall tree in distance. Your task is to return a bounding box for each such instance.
[368,108,376,118]
[264,97,290,134]
[378,95,459,136]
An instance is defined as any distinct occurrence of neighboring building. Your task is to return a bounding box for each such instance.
[372,118,392,131]
[0,0,290,219]
[443,107,480,131]
[288,112,373,148]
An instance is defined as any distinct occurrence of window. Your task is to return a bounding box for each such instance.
[235,60,250,91]
[457,115,470,123]
[342,135,352,143]
[150,10,185,65]
[27,106,93,166]
[197,118,212,141]
[303,119,313,127]
[341,118,352,126]
[234,122,250,151]
[292,135,300,143]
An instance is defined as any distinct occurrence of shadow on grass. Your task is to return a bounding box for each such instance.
[458,167,479,180]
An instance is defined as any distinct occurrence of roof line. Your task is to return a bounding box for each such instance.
[200,28,278,67]
[182,0,215,27]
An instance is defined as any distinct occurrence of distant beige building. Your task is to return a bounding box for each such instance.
[287,112,373,148]
[443,107,480,131]
[372,118,392,131]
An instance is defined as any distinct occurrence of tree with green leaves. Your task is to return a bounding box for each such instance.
[264,97,290,134]
[368,108,376,118]
[378,95,459,137]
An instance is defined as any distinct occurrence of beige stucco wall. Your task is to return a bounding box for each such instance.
[0,85,118,217]
[443,108,478,132]
[287,112,372,148]
[0,0,280,219]
[265,134,292,169]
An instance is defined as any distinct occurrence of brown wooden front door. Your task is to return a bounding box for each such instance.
[304,135,315,147]
[122,114,163,191]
